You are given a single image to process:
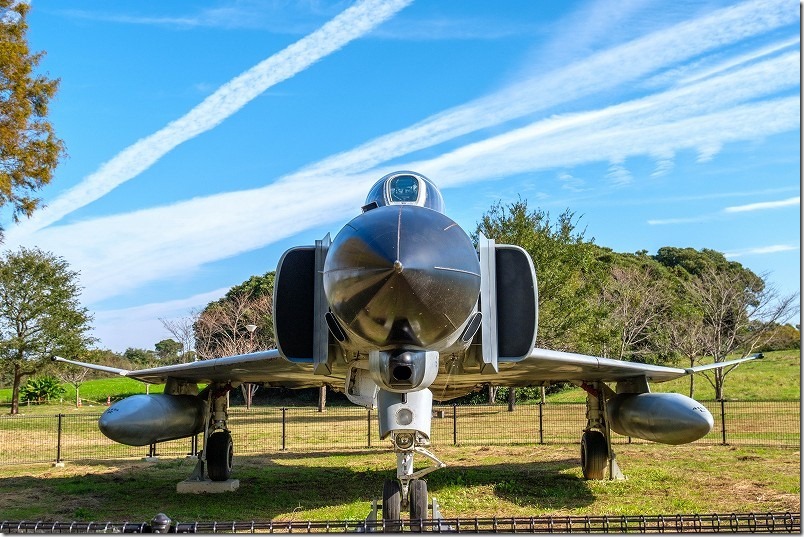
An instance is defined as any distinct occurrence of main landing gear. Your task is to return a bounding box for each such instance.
[184,383,237,487]
[580,381,624,481]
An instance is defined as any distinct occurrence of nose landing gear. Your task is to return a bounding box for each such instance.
[372,432,447,530]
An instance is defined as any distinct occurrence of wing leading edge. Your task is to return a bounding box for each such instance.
[506,348,763,384]
[54,350,324,388]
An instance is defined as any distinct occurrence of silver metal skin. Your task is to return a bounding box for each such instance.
[323,204,480,353]
[99,394,206,446]
[606,392,715,445]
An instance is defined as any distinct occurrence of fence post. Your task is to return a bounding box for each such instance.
[538,402,544,445]
[281,407,287,451]
[452,403,458,446]
[367,409,372,448]
[719,399,727,445]
[55,414,63,463]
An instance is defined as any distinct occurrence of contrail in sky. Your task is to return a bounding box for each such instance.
[724,197,800,213]
[5,0,412,242]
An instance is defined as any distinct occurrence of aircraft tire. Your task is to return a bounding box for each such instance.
[382,479,402,531]
[581,430,608,480]
[207,430,233,482]
[409,479,428,521]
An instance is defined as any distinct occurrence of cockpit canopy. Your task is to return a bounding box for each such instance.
[363,171,445,213]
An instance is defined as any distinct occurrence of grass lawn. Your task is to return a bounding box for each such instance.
[0,350,798,523]
[546,349,800,403]
[0,443,798,522]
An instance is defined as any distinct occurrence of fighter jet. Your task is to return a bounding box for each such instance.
[55,171,760,523]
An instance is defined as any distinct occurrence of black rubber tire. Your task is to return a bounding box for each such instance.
[409,479,428,522]
[382,479,402,531]
[581,430,608,480]
[207,430,233,482]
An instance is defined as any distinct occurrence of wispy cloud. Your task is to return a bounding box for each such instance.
[725,244,800,258]
[11,0,799,316]
[31,54,798,302]
[293,0,796,179]
[93,287,231,351]
[52,2,354,33]
[724,196,800,213]
[649,195,800,225]
[4,0,412,243]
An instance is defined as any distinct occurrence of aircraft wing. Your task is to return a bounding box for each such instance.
[53,351,323,389]
[495,347,761,384]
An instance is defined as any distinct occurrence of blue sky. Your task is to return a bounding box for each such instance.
[8,0,800,352]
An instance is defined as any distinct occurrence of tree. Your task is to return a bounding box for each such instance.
[0,247,94,414]
[474,200,609,352]
[57,363,89,407]
[159,316,196,362]
[683,264,798,400]
[0,1,66,226]
[154,338,183,363]
[194,290,272,359]
[756,323,800,352]
[123,347,156,367]
[665,303,709,398]
[599,260,671,362]
[194,272,275,359]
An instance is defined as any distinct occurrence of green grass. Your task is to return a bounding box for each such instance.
[0,377,164,413]
[0,444,798,521]
[546,349,800,403]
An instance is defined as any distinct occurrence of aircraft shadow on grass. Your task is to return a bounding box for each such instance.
[0,454,592,521]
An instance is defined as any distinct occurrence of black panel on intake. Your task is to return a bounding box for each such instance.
[274,247,315,362]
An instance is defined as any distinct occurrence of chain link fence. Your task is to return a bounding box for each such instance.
[0,401,798,466]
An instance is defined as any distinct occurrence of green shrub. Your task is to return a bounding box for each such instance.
[20,376,66,404]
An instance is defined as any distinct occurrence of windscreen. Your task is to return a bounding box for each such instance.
[389,175,419,202]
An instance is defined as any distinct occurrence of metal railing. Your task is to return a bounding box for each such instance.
[0,512,799,533]
[0,401,798,466]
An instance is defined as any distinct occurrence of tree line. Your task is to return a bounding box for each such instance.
[0,201,799,414]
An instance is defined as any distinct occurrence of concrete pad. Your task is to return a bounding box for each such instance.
[176,479,240,494]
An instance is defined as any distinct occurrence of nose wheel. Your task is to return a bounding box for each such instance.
[382,478,429,527]
[408,479,428,520]
[381,479,402,530]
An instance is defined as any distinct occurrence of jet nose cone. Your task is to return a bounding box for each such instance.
[324,205,480,349]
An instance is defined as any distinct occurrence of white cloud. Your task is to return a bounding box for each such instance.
[91,287,231,351]
[294,0,797,179]
[4,0,413,243]
[649,193,800,225]
[725,244,800,258]
[34,70,797,302]
[724,197,801,213]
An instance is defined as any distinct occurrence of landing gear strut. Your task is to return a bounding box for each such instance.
[581,381,624,480]
[185,383,235,484]
[369,388,448,528]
